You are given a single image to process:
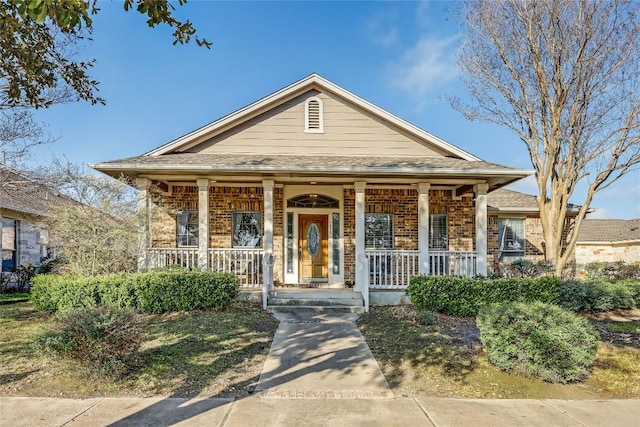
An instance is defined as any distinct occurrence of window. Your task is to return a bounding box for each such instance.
[2,218,17,272]
[332,213,340,273]
[498,218,525,260]
[365,213,393,249]
[304,96,324,133]
[177,211,198,247]
[287,193,338,208]
[233,212,262,247]
[429,214,448,249]
[286,212,293,273]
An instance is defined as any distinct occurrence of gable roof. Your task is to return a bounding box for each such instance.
[0,166,70,217]
[145,73,481,161]
[577,219,640,243]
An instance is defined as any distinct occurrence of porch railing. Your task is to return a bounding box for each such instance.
[147,248,198,270]
[366,249,477,289]
[209,248,263,288]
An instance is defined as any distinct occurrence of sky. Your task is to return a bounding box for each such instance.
[28,0,639,219]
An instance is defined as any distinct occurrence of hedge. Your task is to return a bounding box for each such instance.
[407,275,560,317]
[477,302,599,383]
[558,279,640,313]
[30,271,239,314]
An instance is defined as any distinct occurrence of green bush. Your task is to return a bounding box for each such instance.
[33,306,143,377]
[559,279,640,313]
[477,302,599,383]
[407,275,560,317]
[584,261,640,280]
[30,271,239,314]
[417,310,435,326]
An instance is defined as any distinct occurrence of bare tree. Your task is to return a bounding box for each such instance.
[0,110,56,168]
[452,0,640,275]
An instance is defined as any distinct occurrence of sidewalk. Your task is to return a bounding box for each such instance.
[1,396,638,426]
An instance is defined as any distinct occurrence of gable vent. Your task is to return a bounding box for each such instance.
[304,96,324,133]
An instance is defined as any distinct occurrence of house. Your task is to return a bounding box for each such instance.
[91,73,539,308]
[576,219,640,265]
[0,166,65,272]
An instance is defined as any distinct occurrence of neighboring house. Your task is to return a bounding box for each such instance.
[92,73,557,304]
[0,166,67,272]
[576,219,640,265]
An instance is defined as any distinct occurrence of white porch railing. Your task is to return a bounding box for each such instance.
[366,249,477,289]
[366,249,419,289]
[209,248,263,288]
[148,248,198,270]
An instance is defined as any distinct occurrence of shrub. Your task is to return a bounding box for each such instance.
[584,261,640,280]
[477,302,599,383]
[407,275,560,317]
[30,271,239,314]
[558,279,640,313]
[417,310,435,326]
[33,306,143,377]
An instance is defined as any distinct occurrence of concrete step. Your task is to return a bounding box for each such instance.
[269,297,364,307]
[266,305,365,315]
[272,290,362,300]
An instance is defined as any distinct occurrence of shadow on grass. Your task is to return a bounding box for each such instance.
[357,307,478,388]
[0,370,39,386]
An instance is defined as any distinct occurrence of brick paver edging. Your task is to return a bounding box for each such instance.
[258,389,395,399]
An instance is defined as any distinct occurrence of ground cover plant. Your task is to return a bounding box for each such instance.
[357,305,640,398]
[0,301,278,398]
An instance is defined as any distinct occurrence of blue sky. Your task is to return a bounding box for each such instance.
[30,1,639,219]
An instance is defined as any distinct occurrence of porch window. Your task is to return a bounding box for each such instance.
[498,218,525,261]
[233,212,262,247]
[429,214,448,249]
[286,212,293,273]
[177,211,198,247]
[365,213,393,249]
[332,213,340,273]
[2,218,17,272]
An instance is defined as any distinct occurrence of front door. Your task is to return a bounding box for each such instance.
[298,214,328,282]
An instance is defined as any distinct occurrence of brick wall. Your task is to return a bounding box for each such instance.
[149,185,284,283]
[343,187,475,283]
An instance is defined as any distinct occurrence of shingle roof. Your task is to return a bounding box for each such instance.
[578,219,640,242]
[487,188,539,210]
[94,153,525,174]
[0,166,70,217]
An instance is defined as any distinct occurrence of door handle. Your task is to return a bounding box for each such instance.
[298,248,302,258]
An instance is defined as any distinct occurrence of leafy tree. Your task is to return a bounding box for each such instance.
[1,0,210,109]
[452,0,640,275]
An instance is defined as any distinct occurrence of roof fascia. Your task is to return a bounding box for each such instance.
[145,74,481,161]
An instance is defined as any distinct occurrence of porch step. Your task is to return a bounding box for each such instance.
[266,305,365,315]
[266,289,365,315]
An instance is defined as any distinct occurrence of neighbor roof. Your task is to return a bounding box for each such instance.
[577,219,640,243]
[487,188,581,214]
[0,166,70,217]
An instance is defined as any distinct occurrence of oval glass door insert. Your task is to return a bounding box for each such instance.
[307,223,320,258]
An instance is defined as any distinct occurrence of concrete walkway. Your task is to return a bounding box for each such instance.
[1,396,638,426]
[255,312,391,397]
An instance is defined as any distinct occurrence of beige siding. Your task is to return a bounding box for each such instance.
[187,90,450,157]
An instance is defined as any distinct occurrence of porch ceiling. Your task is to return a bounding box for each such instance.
[91,153,532,191]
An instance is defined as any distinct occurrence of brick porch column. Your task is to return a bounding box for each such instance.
[263,180,274,294]
[418,182,431,274]
[197,178,210,270]
[354,182,366,293]
[475,183,489,276]
[135,177,150,271]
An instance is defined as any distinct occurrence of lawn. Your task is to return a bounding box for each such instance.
[0,301,278,398]
[357,306,640,399]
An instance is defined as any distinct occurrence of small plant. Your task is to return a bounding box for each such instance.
[417,310,435,326]
[33,306,143,377]
[12,264,37,292]
[584,261,640,280]
[477,301,599,383]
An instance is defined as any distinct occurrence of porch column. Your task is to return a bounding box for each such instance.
[475,183,489,276]
[262,180,274,293]
[197,178,210,270]
[135,177,150,272]
[417,182,430,274]
[354,182,366,292]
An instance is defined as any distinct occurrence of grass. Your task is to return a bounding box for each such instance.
[0,301,278,398]
[357,306,640,399]
[0,293,30,304]
[603,321,640,334]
